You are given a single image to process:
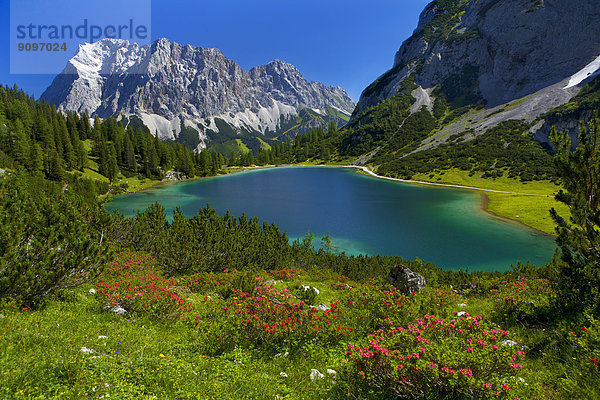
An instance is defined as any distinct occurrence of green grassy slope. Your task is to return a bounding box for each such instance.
[1,250,596,399]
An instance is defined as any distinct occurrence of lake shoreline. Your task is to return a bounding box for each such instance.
[478,193,556,239]
[107,163,556,237]
[107,165,555,269]
[111,163,552,198]
[106,165,278,199]
[346,165,552,196]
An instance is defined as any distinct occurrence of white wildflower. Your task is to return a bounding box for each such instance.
[80,347,95,354]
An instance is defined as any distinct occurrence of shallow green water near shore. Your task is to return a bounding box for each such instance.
[106,166,556,271]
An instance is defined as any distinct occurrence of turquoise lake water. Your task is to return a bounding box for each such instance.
[105,166,557,272]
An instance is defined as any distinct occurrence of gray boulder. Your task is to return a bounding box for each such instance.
[386,264,426,294]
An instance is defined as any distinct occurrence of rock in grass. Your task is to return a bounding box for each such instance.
[386,264,426,294]
[111,305,127,315]
[310,369,324,381]
[301,285,320,295]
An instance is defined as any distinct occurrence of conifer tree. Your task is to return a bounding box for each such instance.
[105,142,119,183]
[47,149,65,181]
[122,134,136,171]
[78,112,91,140]
[76,140,87,171]
[29,143,44,174]
[550,113,600,315]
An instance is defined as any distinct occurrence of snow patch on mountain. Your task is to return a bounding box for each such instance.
[183,119,199,130]
[565,54,600,89]
[206,118,219,133]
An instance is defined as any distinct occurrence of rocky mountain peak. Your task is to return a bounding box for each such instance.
[414,2,439,32]
[345,0,600,174]
[363,0,600,113]
[41,38,355,146]
[265,59,299,71]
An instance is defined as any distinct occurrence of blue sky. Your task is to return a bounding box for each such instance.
[0,0,430,100]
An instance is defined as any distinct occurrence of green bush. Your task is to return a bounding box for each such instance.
[108,204,294,275]
[0,174,110,308]
[292,284,318,306]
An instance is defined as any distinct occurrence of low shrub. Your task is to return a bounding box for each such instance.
[0,174,109,308]
[346,314,527,399]
[189,282,351,355]
[96,251,192,319]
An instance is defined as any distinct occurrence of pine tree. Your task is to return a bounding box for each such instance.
[47,149,65,181]
[327,120,338,135]
[93,116,102,142]
[29,143,44,174]
[198,150,210,176]
[228,151,237,167]
[122,134,136,171]
[105,142,119,183]
[58,118,75,169]
[76,139,87,171]
[147,141,160,178]
[11,120,31,168]
[97,140,108,176]
[78,112,91,140]
[550,113,600,315]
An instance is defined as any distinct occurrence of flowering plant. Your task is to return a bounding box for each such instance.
[347,314,526,399]
[96,251,191,319]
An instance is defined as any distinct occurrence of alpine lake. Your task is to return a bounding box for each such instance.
[105,166,557,272]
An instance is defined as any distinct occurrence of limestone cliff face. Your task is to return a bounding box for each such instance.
[358,0,600,113]
[41,38,355,146]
